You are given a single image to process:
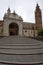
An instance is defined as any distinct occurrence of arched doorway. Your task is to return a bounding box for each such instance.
[9,23,19,35]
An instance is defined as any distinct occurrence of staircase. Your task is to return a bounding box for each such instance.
[0,36,43,65]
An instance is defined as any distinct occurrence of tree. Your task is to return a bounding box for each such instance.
[37,29,43,36]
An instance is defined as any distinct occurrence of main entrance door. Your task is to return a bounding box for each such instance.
[9,23,19,35]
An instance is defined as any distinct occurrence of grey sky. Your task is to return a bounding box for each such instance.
[0,0,43,23]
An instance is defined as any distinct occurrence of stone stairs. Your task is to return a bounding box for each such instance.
[0,36,43,65]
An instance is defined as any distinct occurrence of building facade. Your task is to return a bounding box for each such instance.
[0,4,42,37]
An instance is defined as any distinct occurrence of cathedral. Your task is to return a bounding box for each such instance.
[0,4,42,37]
[0,3,43,65]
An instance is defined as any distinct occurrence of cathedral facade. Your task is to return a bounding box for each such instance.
[0,4,42,37]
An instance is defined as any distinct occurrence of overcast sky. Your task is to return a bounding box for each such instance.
[0,0,43,23]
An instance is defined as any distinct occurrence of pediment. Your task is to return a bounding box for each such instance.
[4,11,23,21]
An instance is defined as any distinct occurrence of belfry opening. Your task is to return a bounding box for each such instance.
[9,23,19,35]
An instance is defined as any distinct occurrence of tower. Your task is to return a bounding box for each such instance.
[35,4,42,30]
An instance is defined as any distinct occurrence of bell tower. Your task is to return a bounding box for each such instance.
[35,4,42,30]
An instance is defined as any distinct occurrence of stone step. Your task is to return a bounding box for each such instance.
[0,54,43,64]
[0,48,43,54]
[0,45,43,49]
[0,36,42,44]
[0,42,43,45]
